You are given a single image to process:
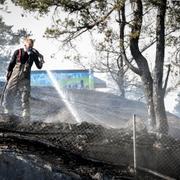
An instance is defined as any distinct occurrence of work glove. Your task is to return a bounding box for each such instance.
[39,55,45,64]
[6,71,12,81]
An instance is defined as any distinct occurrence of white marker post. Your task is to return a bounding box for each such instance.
[133,114,137,175]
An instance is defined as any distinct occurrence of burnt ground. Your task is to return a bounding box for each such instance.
[30,87,180,138]
[1,86,179,134]
[0,87,180,179]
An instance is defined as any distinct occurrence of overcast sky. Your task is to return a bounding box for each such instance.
[0,0,94,70]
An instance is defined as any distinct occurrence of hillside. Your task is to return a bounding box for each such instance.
[1,87,180,137]
[0,87,180,179]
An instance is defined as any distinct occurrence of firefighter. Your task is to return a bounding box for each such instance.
[3,37,44,121]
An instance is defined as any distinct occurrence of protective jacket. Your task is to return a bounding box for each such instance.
[8,48,42,72]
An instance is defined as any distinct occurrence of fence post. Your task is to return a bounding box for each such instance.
[133,114,137,175]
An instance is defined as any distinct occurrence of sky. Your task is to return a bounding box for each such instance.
[0,0,94,70]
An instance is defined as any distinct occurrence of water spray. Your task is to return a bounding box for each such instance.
[46,70,81,123]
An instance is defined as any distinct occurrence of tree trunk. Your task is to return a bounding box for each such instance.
[129,0,169,134]
[129,0,157,130]
[118,7,126,98]
[154,0,168,134]
[130,39,157,130]
[117,67,125,98]
[153,90,168,134]
[141,74,156,131]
